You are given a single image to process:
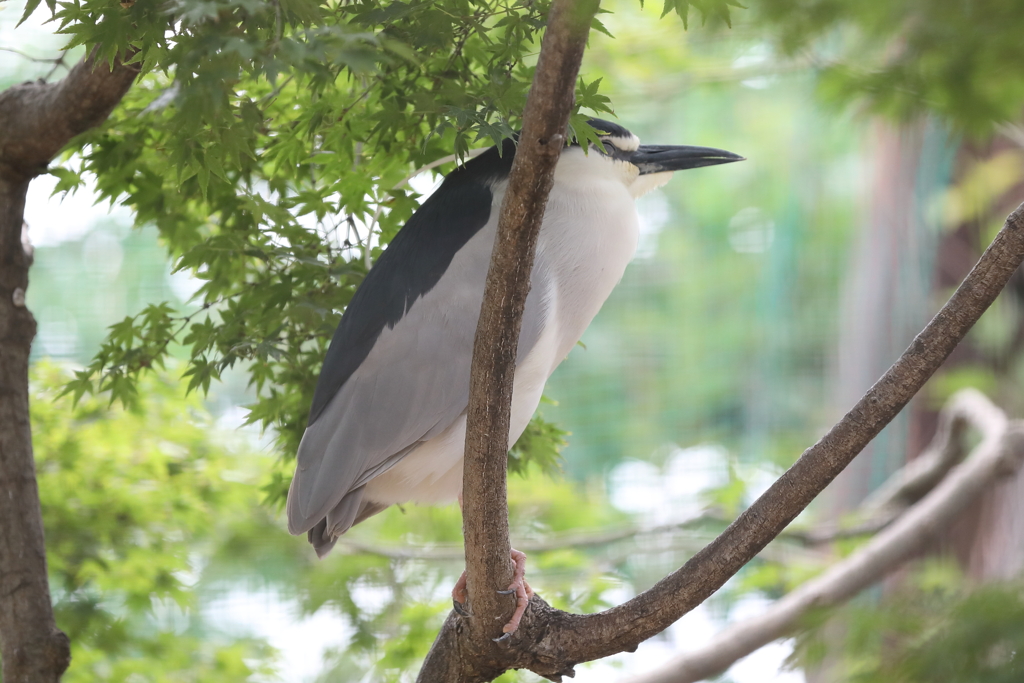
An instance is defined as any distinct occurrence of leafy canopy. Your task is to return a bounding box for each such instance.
[34,0,741,499]
[751,0,1024,134]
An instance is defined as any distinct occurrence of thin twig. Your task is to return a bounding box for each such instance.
[339,521,821,566]
[43,50,70,81]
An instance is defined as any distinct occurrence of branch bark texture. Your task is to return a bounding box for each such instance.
[0,47,138,683]
[627,389,1024,683]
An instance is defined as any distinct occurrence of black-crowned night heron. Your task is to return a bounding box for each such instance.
[287,119,742,635]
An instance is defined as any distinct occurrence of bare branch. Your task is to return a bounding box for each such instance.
[461,0,592,647]
[459,0,599,641]
[523,202,1024,665]
[0,46,139,181]
[340,519,820,566]
[624,389,1024,683]
[783,511,897,546]
[790,397,982,545]
[0,46,61,65]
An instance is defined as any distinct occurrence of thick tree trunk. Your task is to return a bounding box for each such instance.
[0,175,70,683]
[0,48,139,682]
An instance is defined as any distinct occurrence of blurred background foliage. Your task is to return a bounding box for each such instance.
[31,361,278,682]
[6,0,1024,678]
[795,562,1024,683]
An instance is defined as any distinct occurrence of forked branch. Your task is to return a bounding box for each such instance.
[408,0,1024,674]
[421,196,1024,682]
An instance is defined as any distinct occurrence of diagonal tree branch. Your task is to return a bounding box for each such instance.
[789,390,981,546]
[0,46,139,683]
[0,47,139,181]
[624,389,1024,683]
[538,201,1024,663]
[421,200,1024,682]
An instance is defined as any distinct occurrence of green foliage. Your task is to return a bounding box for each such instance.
[796,564,1024,683]
[31,361,276,681]
[507,397,568,478]
[657,0,746,29]
[750,0,1024,134]
[32,0,631,481]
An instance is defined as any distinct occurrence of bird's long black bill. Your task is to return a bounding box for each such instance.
[631,145,744,175]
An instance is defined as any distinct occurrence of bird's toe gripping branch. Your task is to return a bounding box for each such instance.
[452,571,471,616]
[494,548,534,642]
[451,549,534,639]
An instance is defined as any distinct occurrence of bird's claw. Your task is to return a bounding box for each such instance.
[450,549,534,636]
[451,569,469,618]
[452,599,471,617]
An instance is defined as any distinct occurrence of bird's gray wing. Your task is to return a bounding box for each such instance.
[288,219,551,540]
[304,139,517,427]
[287,142,548,541]
[289,267,481,533]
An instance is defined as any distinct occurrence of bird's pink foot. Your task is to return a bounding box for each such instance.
[452,499,533,633]
[495,548,534,640]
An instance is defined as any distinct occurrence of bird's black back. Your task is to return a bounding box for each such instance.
[307,138,517,425]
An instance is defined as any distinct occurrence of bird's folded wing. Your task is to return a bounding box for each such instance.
[289,293,478,533]
[287,172,501,535]
[287,231,551,535]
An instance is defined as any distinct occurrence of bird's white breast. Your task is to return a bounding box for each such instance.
[536,150,642,363]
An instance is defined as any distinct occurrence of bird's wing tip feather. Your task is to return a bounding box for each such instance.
[287,423,340,534]
[285,497,314,536]
[285,470,324,536]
